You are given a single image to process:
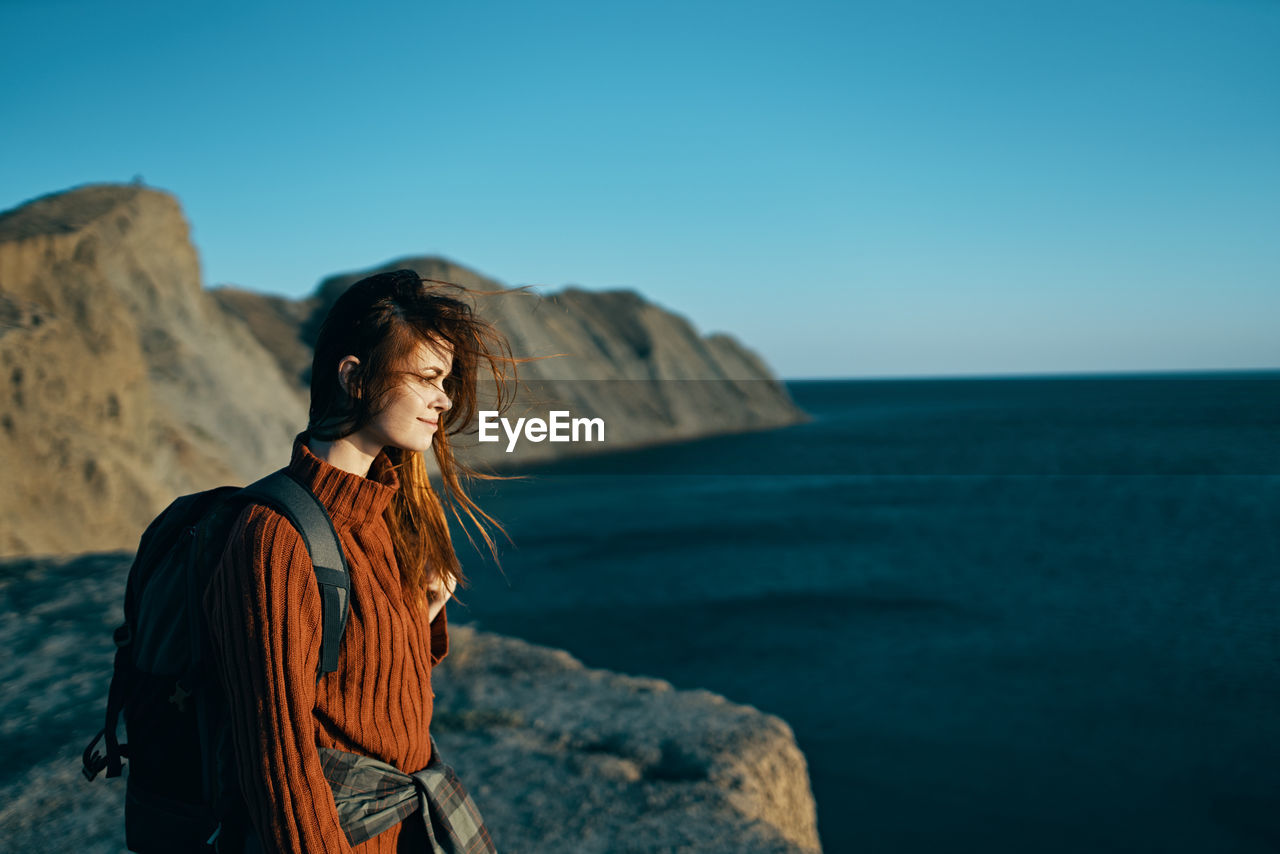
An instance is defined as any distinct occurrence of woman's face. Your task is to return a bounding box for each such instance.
[348,337,454,455]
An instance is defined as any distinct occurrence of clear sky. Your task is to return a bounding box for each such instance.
[2,0,1277,379]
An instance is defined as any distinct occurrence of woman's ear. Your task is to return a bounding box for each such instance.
[337,355,361,398]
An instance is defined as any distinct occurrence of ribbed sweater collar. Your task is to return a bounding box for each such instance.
[287,431,400,529]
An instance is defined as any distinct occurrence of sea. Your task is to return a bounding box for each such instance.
[447,371,1280,854]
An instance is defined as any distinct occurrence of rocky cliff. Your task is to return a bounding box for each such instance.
[0,185,307,557]
[216,256,806,470]
[0,552,821,853]
[0,184,806,557]
[430,625,822,853]
[0,184,821,850]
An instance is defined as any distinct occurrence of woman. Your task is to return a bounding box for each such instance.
[203,269,516,853]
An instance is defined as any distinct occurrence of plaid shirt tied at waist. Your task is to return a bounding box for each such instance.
[318,734,496,853]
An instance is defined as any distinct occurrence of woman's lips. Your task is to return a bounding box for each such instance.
[418,418,438,426]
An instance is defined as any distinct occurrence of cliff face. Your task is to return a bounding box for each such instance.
[0,183,805,556]
[0,185,305,556]
[219,257,808,469]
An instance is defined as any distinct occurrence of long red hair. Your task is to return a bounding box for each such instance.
[308,269,524,613]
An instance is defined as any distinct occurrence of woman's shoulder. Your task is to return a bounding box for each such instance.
[207,499,324,618]
[217,499,310,571]
[228,498,301,539]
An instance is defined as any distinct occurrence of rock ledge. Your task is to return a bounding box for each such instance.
[432,624,822,853]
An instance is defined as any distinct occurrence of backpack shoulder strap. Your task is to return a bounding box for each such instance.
[238,469,351,677]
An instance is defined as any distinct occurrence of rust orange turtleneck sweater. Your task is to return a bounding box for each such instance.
[203,433,448,853]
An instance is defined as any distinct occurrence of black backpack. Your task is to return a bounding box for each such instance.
[81,468,353,853]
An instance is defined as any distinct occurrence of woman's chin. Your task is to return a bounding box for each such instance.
[386,434,436,455]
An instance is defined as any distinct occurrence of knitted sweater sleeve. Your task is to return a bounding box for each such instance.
[203,507,353,854]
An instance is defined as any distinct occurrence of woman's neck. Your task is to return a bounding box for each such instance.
[307,433,383,478]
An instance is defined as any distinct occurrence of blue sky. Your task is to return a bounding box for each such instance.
[2,0,1277,379]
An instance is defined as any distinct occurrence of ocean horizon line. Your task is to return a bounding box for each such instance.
[781,366,1280,382]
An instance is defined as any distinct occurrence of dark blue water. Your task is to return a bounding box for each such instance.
[448,371,1280,854]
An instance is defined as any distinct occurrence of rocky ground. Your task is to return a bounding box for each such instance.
[0,553,821,852]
